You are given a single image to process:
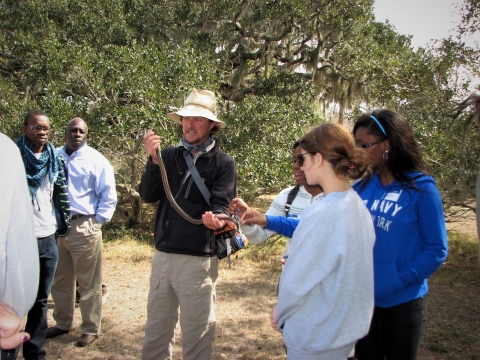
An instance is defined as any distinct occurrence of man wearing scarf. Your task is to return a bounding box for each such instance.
[139,89,237,360]
[15,110,71,360]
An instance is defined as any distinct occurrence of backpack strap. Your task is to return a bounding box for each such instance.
[284,185,300,217]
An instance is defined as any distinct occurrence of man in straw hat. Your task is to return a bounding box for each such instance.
[139,89,237,360]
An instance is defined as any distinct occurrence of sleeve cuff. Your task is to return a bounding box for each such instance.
[95,215,106,225]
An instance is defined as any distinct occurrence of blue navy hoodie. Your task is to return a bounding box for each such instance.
[352,172,448,308]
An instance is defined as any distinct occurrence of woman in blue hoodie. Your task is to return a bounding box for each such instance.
[352,109,448,360]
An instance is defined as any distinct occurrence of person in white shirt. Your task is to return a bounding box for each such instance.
[14,110,71,360]
[228,141,323,263]
[47,117,117,347]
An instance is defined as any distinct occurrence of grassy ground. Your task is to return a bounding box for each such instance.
[418,232,480,360]
[36,200,479,359]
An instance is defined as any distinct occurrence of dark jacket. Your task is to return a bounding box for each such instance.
[139,140,237,256]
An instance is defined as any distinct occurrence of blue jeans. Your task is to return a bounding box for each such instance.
[355,296,427,360]
[22,234,59,360]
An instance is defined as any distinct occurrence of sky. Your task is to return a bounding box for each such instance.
[373,0,479,49]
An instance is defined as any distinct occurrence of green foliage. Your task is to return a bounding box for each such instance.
[0,1,221,226]
[457,0,480,36]
[0,0,478,228]
[220,95,323,198]
[386,39,480,206]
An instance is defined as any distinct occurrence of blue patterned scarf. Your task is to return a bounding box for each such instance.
[16,134,60,205]
[180,136,214,155]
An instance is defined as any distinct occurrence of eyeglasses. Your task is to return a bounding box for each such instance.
[25,125,50,133]
[357,140,382,149]
[296,152,310,167]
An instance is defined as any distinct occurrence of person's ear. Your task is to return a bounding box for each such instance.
[383,140,390,152]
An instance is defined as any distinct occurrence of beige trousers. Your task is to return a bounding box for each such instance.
[142,251,218,360]
[51,215,103,335]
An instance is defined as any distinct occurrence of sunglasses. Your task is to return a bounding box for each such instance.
[25,125,50,133]
[296,152,310,167]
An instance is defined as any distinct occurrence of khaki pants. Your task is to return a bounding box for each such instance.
[142,251,218,360]
[51,215,103,335]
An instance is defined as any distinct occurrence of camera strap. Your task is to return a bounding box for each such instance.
[183,151,211,205]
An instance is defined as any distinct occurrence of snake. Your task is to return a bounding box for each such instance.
[122,135,238,228]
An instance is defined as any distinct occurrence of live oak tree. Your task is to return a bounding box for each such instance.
[124,0,401,122]
[0,0,478,228]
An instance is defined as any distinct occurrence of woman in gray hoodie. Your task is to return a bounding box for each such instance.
[243,123,375,359]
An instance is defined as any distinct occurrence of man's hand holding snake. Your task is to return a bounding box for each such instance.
[202,211,235,230]
[142,130,161,164]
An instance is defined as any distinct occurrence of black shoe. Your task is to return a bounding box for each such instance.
[76,334,98,347]
[46,326,69,339]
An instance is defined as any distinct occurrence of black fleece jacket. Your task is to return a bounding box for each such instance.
[139,139,237,256]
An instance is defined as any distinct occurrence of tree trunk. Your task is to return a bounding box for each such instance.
[130,157,142,226]
[338,101,344,124]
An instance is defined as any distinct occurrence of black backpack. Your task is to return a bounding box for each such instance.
[284,185,300,217]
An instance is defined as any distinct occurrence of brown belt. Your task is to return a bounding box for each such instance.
[71,214,91,220]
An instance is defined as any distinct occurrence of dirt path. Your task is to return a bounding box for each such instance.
[446,209,477,239]
[43,241,286,359]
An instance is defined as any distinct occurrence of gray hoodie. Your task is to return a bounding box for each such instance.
[277,189,375,359]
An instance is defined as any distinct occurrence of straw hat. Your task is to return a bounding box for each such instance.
[167,89,226,128]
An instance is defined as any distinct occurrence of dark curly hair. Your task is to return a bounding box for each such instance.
[353,109,427,189]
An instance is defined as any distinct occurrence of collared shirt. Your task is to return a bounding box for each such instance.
[58,143,117,225]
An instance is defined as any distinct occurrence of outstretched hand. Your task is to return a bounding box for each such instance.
[0,302,29,350]
[228,198,250,216]
[241,208,267,227]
